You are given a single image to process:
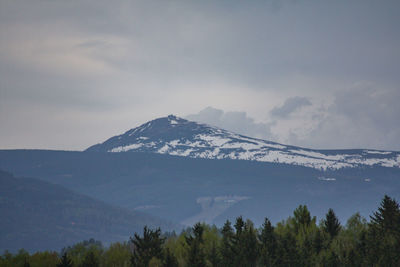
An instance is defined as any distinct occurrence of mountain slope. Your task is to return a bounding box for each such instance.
[1,150,400,229]
[0,170,177,252]
[87,115,400,170]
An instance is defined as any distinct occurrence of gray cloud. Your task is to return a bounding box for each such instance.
[186,107,275,141]
[270,97,312,118]
[0,0,399,150]
[315,85,400,150]
[281,84,400,150]
[2,0,399,88]
[186,83,400,151]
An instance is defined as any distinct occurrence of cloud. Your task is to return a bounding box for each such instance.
[186,84,400,151]
[0,0,399,150]
[306,84,400,150]
[274,83,400,150]
[270,96,312,118]
[186,107,275,140]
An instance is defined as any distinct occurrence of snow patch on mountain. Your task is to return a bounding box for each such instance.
[110,143,143,152]
[86,115,400,170]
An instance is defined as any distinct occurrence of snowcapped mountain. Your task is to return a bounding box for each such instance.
[86,115,400,170]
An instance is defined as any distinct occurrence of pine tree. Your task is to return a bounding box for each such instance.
[230,217,258,267]
[185,223,206,267]
[234,216,245,235]
[259,217,276,266]
[323,208,341,238]
[241,219,259,267]
[130,226,165,267]
[232,217,246,266]
[57,252,73,267]
[220,220,235,267]
[367,195,400,266]
[370,195,400,233]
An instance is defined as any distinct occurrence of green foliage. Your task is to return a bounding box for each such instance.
[291,205,316,233]
[259,217,276,266]
[370,195,400,233]
[322,208,341,239]
[81,251,99,267]
[366,195,400,266]
[163,248,179,267]
[220,220,234,267]
[184,223,206,267]
[57,252,72,267]
[3,195,400,267]
[130,226,165,267]
[328,213,368,266]
[101,242,130,267]
[234,218,259,267]
[61,238,103,267]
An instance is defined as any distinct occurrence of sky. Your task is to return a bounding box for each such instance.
[0,0,399,151]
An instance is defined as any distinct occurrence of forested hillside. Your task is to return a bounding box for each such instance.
[2,150,399,227]
[2,195,399,266]
[0,170,177,253]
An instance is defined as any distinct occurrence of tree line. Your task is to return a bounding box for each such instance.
[1,195,400,266]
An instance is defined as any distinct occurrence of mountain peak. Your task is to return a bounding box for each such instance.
[167,114,180,120]
[86,115,400,170]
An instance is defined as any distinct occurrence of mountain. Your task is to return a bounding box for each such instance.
[86,115,400,170]
[0,115,399,241]
[0,170,177,252]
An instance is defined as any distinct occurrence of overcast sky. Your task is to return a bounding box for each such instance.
[1,0,399,150]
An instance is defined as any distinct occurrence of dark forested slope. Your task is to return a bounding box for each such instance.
[1,150,400,228]
[0,170,177,252]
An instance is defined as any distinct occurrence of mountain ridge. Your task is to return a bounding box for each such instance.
[86,115,400,170]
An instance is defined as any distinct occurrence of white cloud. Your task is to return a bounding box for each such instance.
[186,83,400,151]
[186,107,275,141]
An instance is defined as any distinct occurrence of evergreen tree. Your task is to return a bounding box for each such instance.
[292,205,315,233]
[220,220,235,267]
[131,226,165,267]
[241,219,259,267]
[367,195,400,266]
[185,223,206,267]
[208,241,221,267]
[232,216,246,266]
[234,216,245,235]
[323,208,341,238]
[370,195,400,233]
[259,217,276,266]
[230,217,258,267]
[57,252,73,267]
